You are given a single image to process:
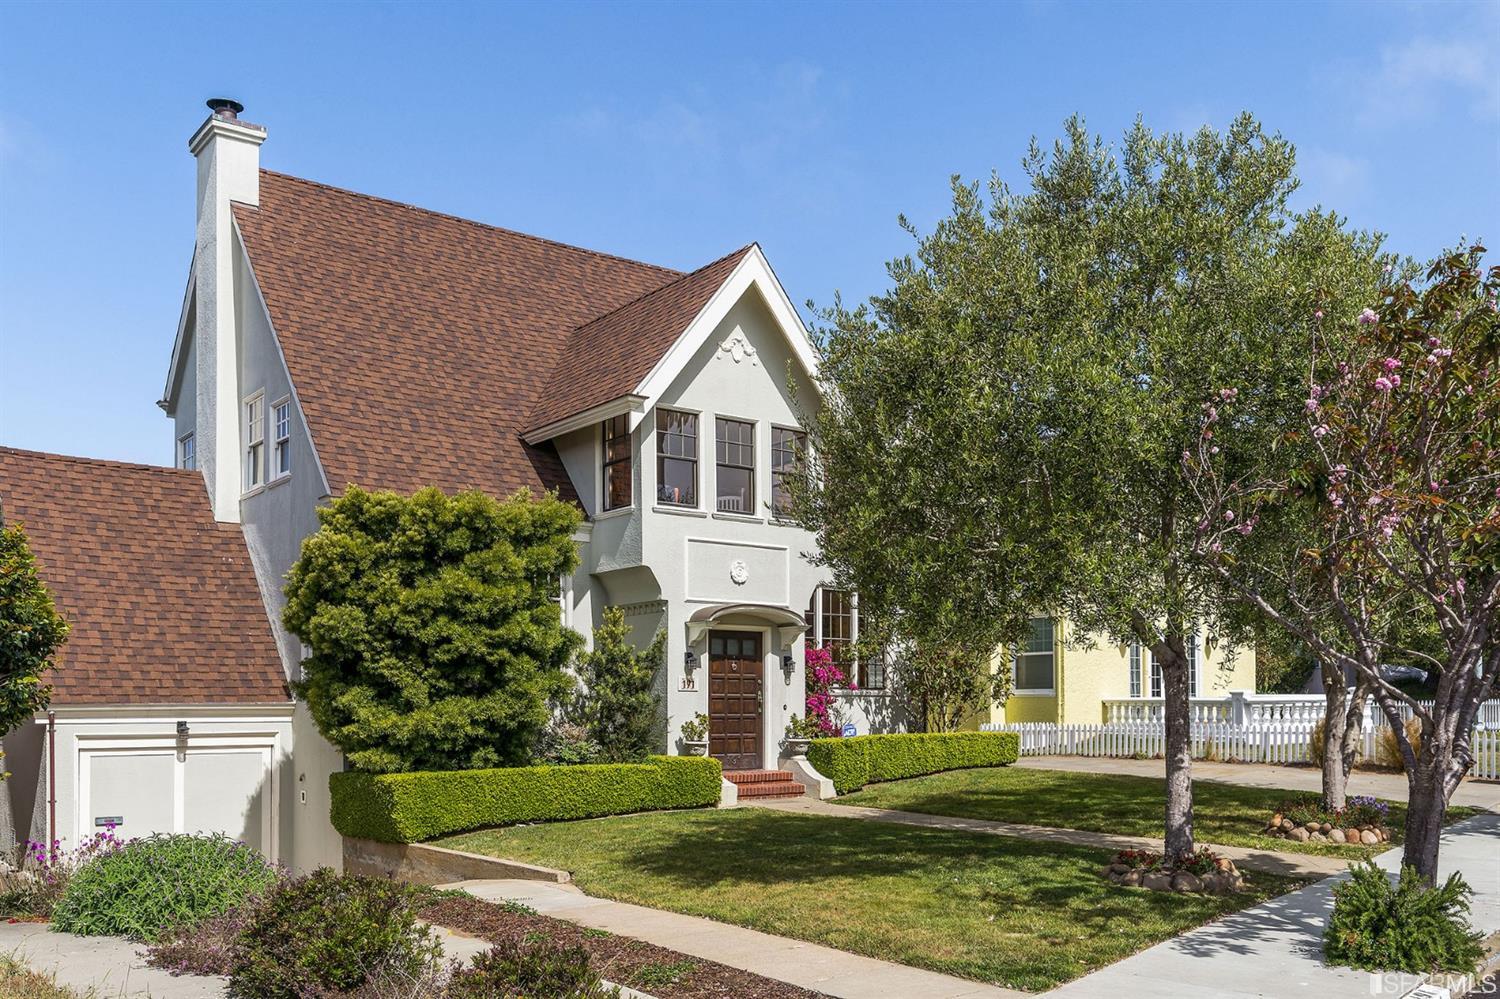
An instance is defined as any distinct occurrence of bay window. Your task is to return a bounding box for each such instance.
[601,414,632,511]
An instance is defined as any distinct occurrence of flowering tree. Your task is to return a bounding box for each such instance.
[803,645,849,736]
[800,114,1381,863]
[1186,246,1499,881]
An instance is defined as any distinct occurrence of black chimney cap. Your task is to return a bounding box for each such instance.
[206,98,244,120]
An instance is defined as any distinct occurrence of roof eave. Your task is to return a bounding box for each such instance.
[522,393,646,446]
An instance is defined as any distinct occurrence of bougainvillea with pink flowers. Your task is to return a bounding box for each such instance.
[1184,244,1499,883]
[804,645,850,736]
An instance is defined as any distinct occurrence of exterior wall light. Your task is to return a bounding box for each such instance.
[782,654,795,684]
[176,720,190,738]
[684,650,698,670]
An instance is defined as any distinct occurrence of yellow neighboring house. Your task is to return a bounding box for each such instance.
[974,617,1258,726]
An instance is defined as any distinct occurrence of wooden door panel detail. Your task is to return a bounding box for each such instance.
[708,631,762,770]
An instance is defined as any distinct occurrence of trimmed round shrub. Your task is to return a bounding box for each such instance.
[1325,861,1483,973]
[51,834,278,941]
[448,938,617,998]
[227,868,442,999]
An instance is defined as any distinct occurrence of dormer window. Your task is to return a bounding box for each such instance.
[656,409,698,507]
[601,415,632,511]
[715,417,754,514]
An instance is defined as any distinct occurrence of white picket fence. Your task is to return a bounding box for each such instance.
[984,711,1500,780]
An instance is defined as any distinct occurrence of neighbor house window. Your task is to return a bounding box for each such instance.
[803,587,885,690]
[601,415,632,511]
[655,409,698,506]
[243,392,265,489]
[771,426,805,515]
[1147,632,1199,697]
[715,417,754,513]
[1013,617,1055,692]
[1188,631,1200,698]
[272,398,291,477]
[550,573,573,628]
[177,432,196,471]
[1129,642,1142,698]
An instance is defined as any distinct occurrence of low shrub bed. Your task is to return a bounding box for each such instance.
[807,731,1019,794]
[1325,862,1483,974]
[331,754,722,842]
[50,833,279,942]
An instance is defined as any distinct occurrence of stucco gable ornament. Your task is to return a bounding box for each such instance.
[717,330,759,366]
[729,559,750,585]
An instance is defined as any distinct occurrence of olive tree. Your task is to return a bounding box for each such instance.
[801,114,1379,862]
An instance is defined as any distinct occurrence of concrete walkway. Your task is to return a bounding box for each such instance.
[445,877,1024,999]
[1042,811,1500,998]
[0,921,226,997]
[1015,755,1500,811]
[754,795,1348,880]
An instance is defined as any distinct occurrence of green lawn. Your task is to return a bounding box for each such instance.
[440,807,1302,991]
[836,766,1476,857]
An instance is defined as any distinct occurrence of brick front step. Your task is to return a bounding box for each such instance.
[724,769,790,784]
[734,780,805,799]
[724,769,805,798]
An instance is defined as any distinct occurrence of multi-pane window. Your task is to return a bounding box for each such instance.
[1129,642,1142,698]
[1150,648,1163,698]
[655,409,698,506]
[244,393,265,489]
[715,418,754,513]
[1013,617,1055,692]
[177,432,196,471]
[273,398,291,477]
[601,415,632,511]
[803,587,885,690]
[771,426,805,515]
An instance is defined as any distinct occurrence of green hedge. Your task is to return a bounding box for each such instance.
[331,755,722,843]
[808,732,1019,794]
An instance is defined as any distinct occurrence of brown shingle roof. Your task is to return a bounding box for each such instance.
[526,245,754,433]
[233,170,717,501]
[0,448,289,706]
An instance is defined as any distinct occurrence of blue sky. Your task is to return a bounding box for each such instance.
[2,0,1496,465]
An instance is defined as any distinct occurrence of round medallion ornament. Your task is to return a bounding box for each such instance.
[729,559,750,585]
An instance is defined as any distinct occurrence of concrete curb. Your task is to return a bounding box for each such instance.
[343,837,570,885]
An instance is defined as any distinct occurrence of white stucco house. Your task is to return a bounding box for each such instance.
[0,99,907,873]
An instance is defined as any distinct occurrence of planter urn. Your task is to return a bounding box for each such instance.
[784,737,812,757]
[682,739,709,757]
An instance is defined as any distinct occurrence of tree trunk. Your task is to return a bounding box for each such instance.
[1402,758,1446,885]
[1319,674,1350,811]
[1161,640,1194,864]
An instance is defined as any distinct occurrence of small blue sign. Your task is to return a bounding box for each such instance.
[841,723,857,738]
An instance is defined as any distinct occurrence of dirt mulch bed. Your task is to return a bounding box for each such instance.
[420,895,827,999]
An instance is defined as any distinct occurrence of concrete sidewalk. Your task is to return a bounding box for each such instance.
[755,795,1348,880]
[1015,755,1500,811]
[0,921,226,997]
[1042,812,1500,998]
[446,878,1023,999]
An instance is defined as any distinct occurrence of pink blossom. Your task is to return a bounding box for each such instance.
[1209,445,1220,454]
[1427,336,1442,349]
[1358,308,1379,325]
[1236,521,1254,536]
[1434,348,1452,358]
[1390,374,1401,387]
[1305,398,1320,413]
[1218,387,1238,401]
[1314,309,1324,319]
[1374,376,1393,392]
[1313,425,1329,438]
[1382,357,1402,372]
[1224,510,1235,522]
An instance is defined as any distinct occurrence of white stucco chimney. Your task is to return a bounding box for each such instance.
[188,98,265,523]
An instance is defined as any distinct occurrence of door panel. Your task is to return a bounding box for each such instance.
[183,749,270,852]
[708,631,762,770]
[86,752,174,841]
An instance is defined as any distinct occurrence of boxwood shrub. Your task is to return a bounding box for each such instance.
[808,731,1019,794]
[331,754,722,842]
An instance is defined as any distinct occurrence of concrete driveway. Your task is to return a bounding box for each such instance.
[0,921,226,998]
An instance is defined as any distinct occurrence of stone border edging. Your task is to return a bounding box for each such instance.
[344,836,570,885]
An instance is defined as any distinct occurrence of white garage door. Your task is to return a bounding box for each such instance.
[78,737,276,860]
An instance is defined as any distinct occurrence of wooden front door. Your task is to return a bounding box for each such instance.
[708,631,762,771]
